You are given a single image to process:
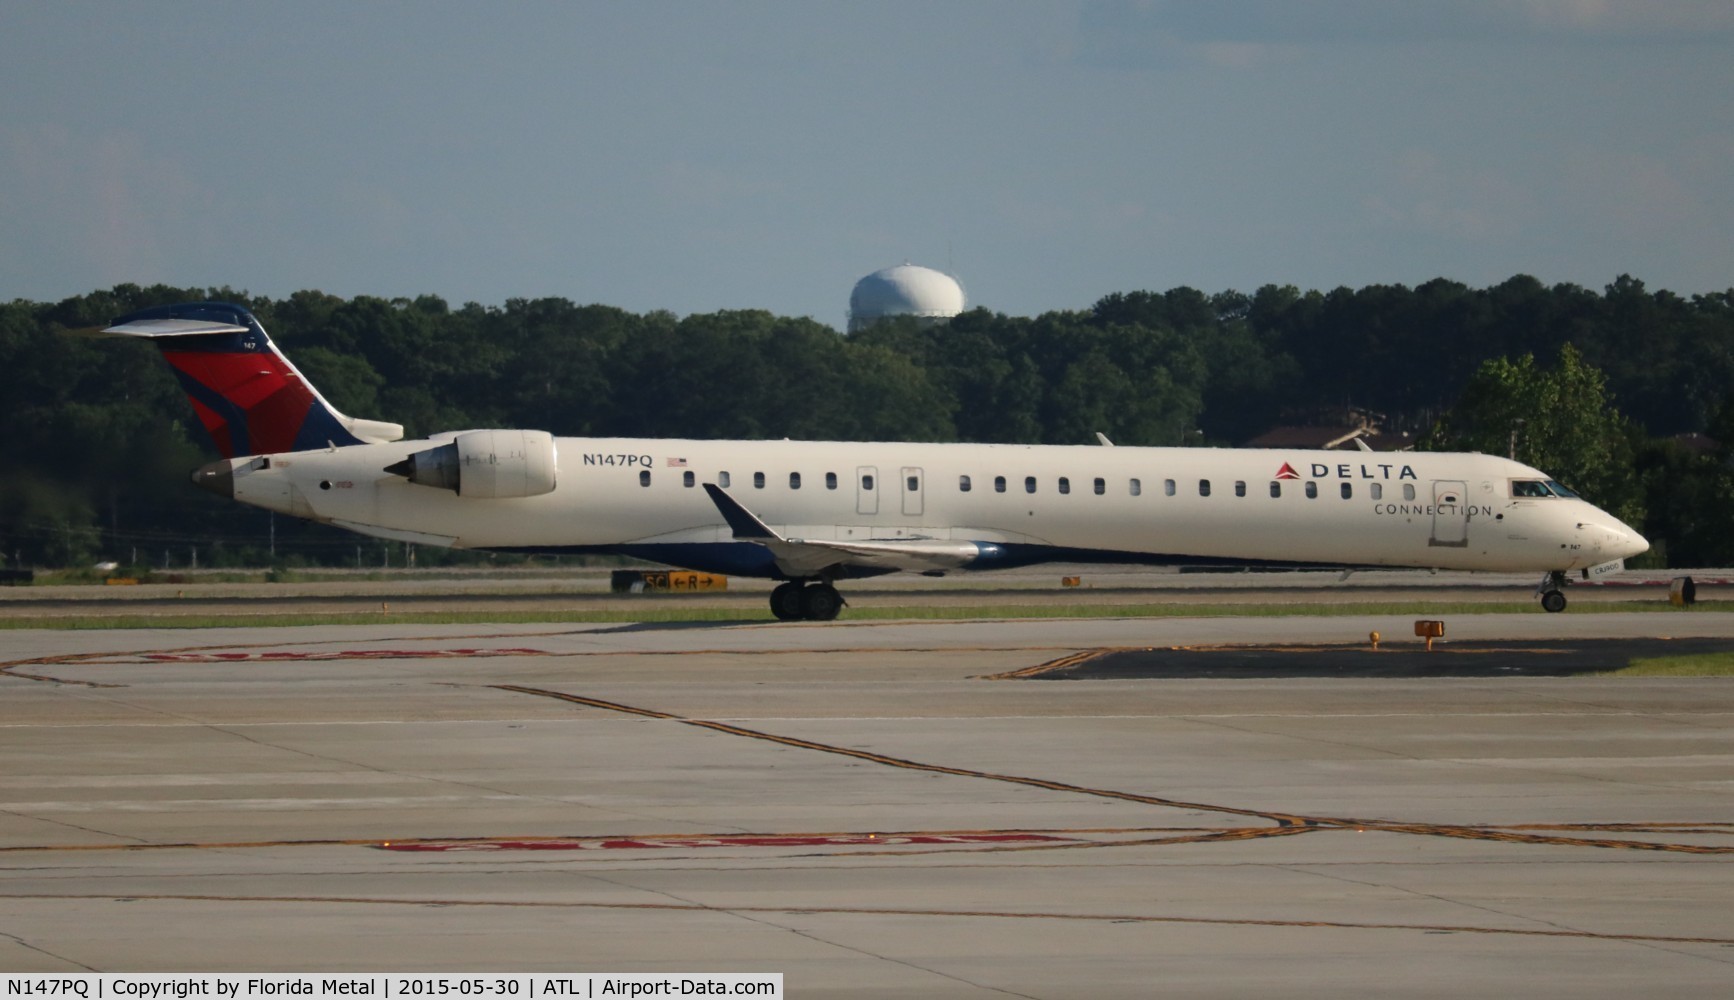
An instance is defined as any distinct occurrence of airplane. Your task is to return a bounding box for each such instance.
[95,301,1648,619]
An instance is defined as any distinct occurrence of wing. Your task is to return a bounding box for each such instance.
[701,484,999,577]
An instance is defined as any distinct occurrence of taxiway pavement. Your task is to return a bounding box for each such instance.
[3,612,1733,997]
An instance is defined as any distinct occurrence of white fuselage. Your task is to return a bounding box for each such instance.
[221,436,1647,578]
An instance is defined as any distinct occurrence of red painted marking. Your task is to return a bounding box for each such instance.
[379,833,1074,852]
[140,648,552,663]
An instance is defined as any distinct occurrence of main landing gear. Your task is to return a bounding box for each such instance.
[1537,570,1569,613]
[770,580,844,621]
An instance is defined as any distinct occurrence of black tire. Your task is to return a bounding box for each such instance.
[770,581,805,621]
[800,584,843,621]
[1541,589,1567,614]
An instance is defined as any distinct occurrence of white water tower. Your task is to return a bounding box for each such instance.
[847,264,966,333]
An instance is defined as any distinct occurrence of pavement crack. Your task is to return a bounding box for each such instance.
[0,927,100,971]
[0,807,151,846]
[1284,864,1581,933]
[573,873,1046,1000]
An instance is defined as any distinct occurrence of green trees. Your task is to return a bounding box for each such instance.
[1423,345,1643,526]
[1,275,1730,568]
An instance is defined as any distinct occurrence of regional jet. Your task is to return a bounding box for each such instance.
[97,302,1647,618]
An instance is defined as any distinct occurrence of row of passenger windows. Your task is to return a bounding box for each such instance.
[635,468,1416,502]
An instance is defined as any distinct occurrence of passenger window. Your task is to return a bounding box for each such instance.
[1234,481,1246,497]
[1164,479,1176,496]
[1129,478,1141,496]
[1025,476,1037,494]
[959,474,972,492]
[907,475,919,492]
[1305,481,1318,499]
[753,471,765,489]
[639,470,651,487]
[826,472,837,490]
[1403,483,1416,501]
[1094,477,1105,495]
[862,473,874,491]
[790,472,801,489]
[719,471,731,488]
[683,470,695,488]
[994,475,1006,493]
[1269,481,1281,498]
[1340,482,1352,499]
[1199,479,1211,497]
[1059,477,1070,495]
[1370,483,1382,500]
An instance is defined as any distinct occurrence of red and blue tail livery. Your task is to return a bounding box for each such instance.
[102,302,402,458]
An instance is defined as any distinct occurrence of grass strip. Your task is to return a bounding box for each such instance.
[1604,652,1734,676]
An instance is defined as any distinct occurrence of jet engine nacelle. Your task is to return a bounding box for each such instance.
[386,429,558,499]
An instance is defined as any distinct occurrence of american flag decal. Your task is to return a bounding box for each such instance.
[667,457,688,467]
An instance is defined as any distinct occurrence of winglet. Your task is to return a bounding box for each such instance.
[702,483,782,540]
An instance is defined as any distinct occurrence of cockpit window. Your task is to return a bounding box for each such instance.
[1512,479,1581,499]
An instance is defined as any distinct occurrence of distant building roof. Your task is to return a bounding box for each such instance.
[1242,426,1415,452]
[1671,432,1721,454]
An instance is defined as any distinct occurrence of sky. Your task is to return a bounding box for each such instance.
[3,0,1732,328]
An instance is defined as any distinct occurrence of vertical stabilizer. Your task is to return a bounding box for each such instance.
[101,302,403,458]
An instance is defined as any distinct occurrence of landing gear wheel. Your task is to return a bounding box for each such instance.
[770,581,805,621]
[800,583,844,622]
[1541,590,1567,614]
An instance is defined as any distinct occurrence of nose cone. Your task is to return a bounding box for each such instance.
[191,459,234,498]
[1584,514,1648,561]
[1605,522,1650,561]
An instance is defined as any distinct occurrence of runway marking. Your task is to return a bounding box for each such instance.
[138,648,547,662]
[2,891,1731,947]
[379,832,1077,851]
[4,821,1730,860]
[495,684,1734,856]
[0,650,133,687]
[0,825,1269,855]
[1,638,1086,684]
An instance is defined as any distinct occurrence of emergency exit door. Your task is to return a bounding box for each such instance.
[1429,479,1469,547]
[856,466,878,515]
[901,467,924,516]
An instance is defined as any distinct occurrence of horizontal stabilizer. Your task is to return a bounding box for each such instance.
[99,318,251,338]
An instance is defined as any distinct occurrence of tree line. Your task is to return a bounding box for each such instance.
[1,275,1730,570]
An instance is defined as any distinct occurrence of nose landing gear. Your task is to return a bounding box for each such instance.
[1536,570,1569,613]
[769,580,845,621]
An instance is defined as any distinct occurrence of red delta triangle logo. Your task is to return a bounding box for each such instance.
[1275,462,1301,480]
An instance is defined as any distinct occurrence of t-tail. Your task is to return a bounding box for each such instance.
[100,302,403,458]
